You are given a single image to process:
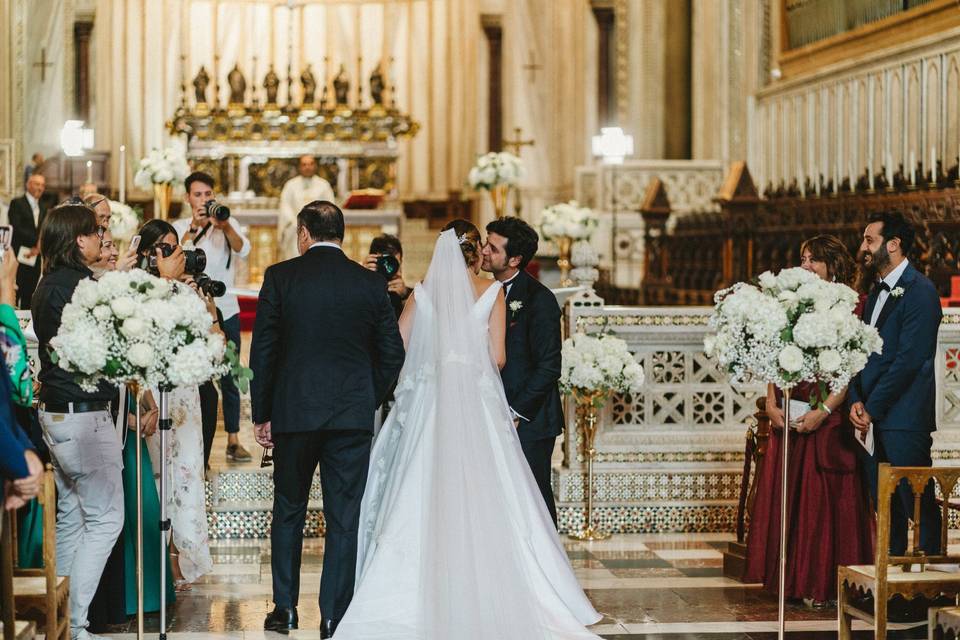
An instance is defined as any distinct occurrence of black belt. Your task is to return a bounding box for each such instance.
[39,401,111,414]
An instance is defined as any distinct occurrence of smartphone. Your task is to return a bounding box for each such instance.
[128,235,142,253]
[0,225,12,261]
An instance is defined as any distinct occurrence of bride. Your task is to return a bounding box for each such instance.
[334,220,601,640]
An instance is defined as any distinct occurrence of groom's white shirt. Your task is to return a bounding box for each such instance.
[308,241,343,252]
[869,258,909,327]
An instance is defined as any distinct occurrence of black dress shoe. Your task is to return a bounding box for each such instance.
[320,619,338,639]
[264,606,298,632]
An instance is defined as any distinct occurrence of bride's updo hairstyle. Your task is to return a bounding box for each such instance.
[441,218,481,267]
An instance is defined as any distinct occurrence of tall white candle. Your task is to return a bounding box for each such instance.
[910,150,916,186]
[86,160,93,184]
[119,145,126,203]
[931,146,937,182]
[886,151,893,187]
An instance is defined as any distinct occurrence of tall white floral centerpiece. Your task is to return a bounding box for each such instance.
[134,147,191,221]
[559,332,645,541]
[703,266,881,638]
[107,200,142,251]
[467,151,524,218]
[539,201,598,287]
[50,269,243,639]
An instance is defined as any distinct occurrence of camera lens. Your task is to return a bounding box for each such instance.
[205,200,231,221]
[375,254,400,280]
[183,248,207,275]
[196,274,226,298]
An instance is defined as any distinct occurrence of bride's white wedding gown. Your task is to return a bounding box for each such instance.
[335,230,601,640]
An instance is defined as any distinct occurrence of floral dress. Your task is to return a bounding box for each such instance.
[146,386,212,583]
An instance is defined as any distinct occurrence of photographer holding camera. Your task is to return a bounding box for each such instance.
[362,234,410,318]
[173,172,252,464]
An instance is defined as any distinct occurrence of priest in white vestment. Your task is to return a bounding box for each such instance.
[277,155,335,261]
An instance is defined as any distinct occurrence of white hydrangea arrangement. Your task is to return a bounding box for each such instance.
[704,266,882,402]
[107,200,141,243]
[539,201,598,241]
[50,269,233,391]
[560,333,645,406]
[467,151,524,190]
[134,147,191,189]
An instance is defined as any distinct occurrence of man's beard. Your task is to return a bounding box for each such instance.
[861,242,891,275]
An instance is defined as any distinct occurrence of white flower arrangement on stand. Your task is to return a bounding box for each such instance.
[134,147,191,220]
[560,332,645,541]
[703,266,881,636]
[50,269,234,391]
[539,201,598,241]
[467,151,524,218]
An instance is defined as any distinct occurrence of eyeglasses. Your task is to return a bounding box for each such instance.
[94,227,105,240]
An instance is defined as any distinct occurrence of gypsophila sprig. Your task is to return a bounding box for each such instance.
[467,152,524,190]
[560,333,645,408]
[539,201,598,241]
[704,267,882,399]
[50,269,234,391]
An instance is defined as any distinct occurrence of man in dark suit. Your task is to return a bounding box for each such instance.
[250,200,405,639]
[8,172,48,308]
[481,217,564,526]
[849,211,943,555]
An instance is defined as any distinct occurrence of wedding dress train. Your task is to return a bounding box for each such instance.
[335,230,601,640]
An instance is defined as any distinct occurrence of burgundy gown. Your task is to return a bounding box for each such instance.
[743,299,875,602]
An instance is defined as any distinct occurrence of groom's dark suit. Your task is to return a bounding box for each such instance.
[250,245,404,624]
[501,270,564,525]
[849,261,942,555]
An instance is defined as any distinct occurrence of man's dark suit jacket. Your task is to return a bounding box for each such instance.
[501,270,564,443]
[8,195,47,307]
[250,245,405,433]
[848,262,942,432]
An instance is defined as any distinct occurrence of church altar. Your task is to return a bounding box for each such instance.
[167,61,418,284]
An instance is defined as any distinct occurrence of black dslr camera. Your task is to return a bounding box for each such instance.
[204,199,230,221]
[195,273,227,298]
[148,243,208,275]
[375,254,400,280]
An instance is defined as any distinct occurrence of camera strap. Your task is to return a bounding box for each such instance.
[194,222,232,269]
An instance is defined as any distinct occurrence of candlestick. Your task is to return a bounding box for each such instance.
[86,160,93,184]
[119,145,126,203]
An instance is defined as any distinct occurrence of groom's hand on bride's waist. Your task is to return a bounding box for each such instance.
[254,422,274,449]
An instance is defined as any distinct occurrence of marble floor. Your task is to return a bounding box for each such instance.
[93,529,937,640]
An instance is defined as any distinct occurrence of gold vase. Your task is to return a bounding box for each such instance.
[569,388,611,541]
[153,183,173,221]
[489,184,509,219]
[557,236,573,287]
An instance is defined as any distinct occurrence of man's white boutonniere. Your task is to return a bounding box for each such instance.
[509,300,523,321]
[890,286,905,298]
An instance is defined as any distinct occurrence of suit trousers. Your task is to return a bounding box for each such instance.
[861,429,941,555]
[271,428,372,622]
[520,436,558,527]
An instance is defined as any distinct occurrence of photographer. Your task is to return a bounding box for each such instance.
[134,218,215,591]
[31,204,120,640]
[173,172,251,464]
[362,234,410,318]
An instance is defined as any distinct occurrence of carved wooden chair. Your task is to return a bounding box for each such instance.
[4,466,70,640]
[839,464,960,640]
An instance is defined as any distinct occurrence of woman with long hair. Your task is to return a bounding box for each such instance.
[744,234,875,607]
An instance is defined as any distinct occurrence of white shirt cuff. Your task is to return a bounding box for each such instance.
[510,408,530,422]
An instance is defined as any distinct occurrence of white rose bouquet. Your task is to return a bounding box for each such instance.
[704,266,882,406]
[133,147,191,189]
[50,269,236,391]
[107,200,142,244]
[539,201,598,241]
[560,333,645,407]
[467,151,524,190]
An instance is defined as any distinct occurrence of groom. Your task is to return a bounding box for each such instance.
[481,217,564,526]
[849,211,943,555]
[250,201,405,638]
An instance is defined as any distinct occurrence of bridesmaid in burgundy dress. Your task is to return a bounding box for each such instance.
[744,234,875,606]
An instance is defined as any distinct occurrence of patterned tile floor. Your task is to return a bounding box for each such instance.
[92,530,942,639]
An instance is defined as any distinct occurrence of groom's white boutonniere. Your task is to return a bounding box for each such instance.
[509,300,523,321]
[890,286,905,298]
